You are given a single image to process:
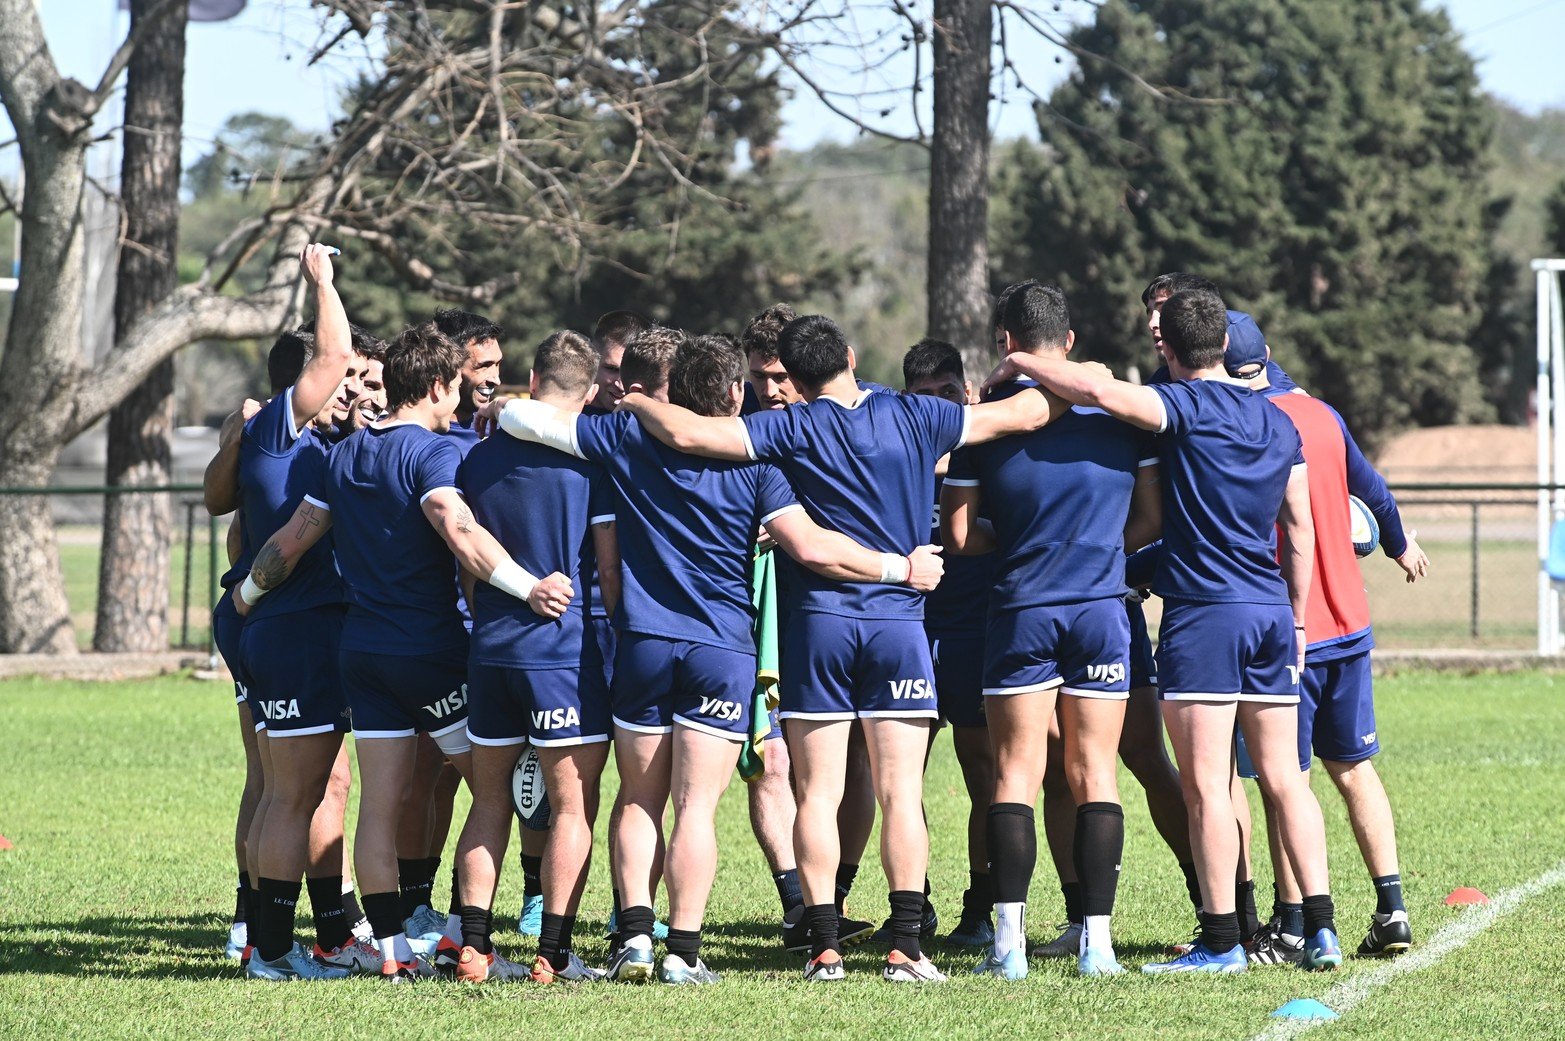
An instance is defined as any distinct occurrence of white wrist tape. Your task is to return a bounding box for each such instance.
[498,399,581,458]
[488,559,540,602]
[880,553,910,585]
[239,573,269,606]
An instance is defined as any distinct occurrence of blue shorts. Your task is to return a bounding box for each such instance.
[1157,600,1299,703]
[212,600,248,705]
[240,606,350,737]
[339,643,469,739]
[467,661,611,748]
[1299,651,1378,767]
[594,617,617,687]
[1126,596,1158,690]
[983,599,1131,700]
[780,614,938,721]
[930,631,986,728]
[613,632,754,741]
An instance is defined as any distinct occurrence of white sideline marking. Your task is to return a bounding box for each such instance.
[1246,858,1565,1040]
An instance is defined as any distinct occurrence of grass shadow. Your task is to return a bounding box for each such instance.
[0,912,245,980]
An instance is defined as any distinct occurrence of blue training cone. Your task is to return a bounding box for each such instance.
[1273,999,1338,1021]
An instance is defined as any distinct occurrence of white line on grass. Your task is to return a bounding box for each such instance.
[1246,858,1565,1041]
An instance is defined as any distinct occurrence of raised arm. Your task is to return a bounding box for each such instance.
[421,488,573,619]
[764,509,944,591]
[985,354,1166,432]
[618,392,750,460]
[940,482,996,556]
[1276,465,1315,672]
[232,499,333,616]
[289,244,354,433]
[1123,463,1163,553]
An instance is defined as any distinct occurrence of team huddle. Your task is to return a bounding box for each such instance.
[208,245,1431,986]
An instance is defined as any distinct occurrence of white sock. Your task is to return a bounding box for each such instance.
[994,902,1026,958]
[444,912,461,942]
[624,932,654,952]
[1082,914,1113,956]
[382,932,413,964]
[229,921,247,946]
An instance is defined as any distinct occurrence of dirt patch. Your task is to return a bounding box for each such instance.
[1375,424,1537,485]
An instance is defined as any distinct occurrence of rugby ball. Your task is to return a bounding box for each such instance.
[511,743,553,831]
[1349,495,1379,558]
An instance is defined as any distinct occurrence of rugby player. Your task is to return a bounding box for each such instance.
[901,339,999,949]
[446,330,612,983]
[237,323,560,980]
[1224,320,1429,963]
[987,289,1341,973]
[944,283,1160,978]
[489,330,947,983]
[614,314,1064,982]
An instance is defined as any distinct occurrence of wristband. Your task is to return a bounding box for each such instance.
[239,573,269,607]
[880,552,910,584]
[488,558,540,602]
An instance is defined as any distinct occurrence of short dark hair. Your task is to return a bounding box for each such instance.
[267,328,315,395]
[1003,281,1071,351]
[621,327,689,394]
[902,338,964,388]
[669,335,745,418]
[1141,272,1221,307]
[383,322,466,412]
[349,323,387,362]
[1158,290,1229,370]
[432,308,504,351]
[531,330,598,399]
[777,315,850,390]
[741,304,797,363]
[993,280,1033,331]
[593,310,653,353]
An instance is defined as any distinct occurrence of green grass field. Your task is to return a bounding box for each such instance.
[1,670,1562,1039]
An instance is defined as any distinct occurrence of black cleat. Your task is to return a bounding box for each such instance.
[1247,922,1305,966]
[1356,911,1412,957]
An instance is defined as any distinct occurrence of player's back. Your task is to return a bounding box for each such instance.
[949,383,1150,611]
[1148,379,1302,605]
[743,388,965,619]
[1267,392,1372,650]
[322,422,467,654]
[460,433,605,667]
[238,389,341,618]
[580,411,786,651]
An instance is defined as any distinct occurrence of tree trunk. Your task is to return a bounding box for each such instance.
[927,0,993,374]
[94,0,189,652]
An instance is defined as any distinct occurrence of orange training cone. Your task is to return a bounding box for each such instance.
[1444,887,1488,905]
[0,835,12,851]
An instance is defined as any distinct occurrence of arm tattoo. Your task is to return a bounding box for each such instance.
[251,543,288,590]
[455,504,475,533]
[293,503,323,540]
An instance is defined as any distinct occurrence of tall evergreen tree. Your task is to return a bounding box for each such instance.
[993,0,1496,440]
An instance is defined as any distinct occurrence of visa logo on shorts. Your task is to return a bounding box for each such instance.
[259,698,300,720]
[532,707,580,730]
[426,684,468,719]
[1085,663,1126,685]
[699,697,742,721]
[1361,731,1377,746]
[888,679,932,700]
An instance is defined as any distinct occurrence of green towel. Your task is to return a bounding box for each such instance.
[738,544,781,783]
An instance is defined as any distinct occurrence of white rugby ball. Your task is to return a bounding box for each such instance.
[1349,495,1379,558]
[511,743,552,831]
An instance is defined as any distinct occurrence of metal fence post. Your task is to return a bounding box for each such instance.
[1470,502,1481,641]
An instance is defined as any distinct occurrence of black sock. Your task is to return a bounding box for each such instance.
[666,927,701,964]
[985,803,1036,905]
[1198,910,1241,954]
[361,891,404,944]
[620,904,655,944]
[1074,803,1124,918]
[397,858,426,918]
[255,876,302,963]
[1302,893,1336,938]
[1280,900,1305,937]
[805,903,839,959]
[1180,861,1203,913]
[1236,878,1260,942]
[448,864,461,917]
[245,882,263,937]
[888,890,925,961]
[1372,874,1404,915]
[234,873,249,924]
[306,875,351,952]
[1270,882,1284,924]
[539,912,568,965]
[340,887,363,928]
[962,871,992,918]
[773,868,804,915]
[459,904,493,954]
[834,863,859,913]
[521,853,544,901]
[1061,882,1084,925]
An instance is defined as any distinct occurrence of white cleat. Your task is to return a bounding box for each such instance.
[314,937,382,975]
[245,943,352,981]
[883,949,947,982]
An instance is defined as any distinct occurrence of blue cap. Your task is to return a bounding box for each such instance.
[1224,310,1268,377]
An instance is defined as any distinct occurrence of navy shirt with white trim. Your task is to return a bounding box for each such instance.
[740,388,968,620]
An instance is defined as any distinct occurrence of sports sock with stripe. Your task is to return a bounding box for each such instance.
[804,903,839,959]
[305,874,351,951]
[1302,893,1336,938]
[254,877,302,963]
[1280,901,1305,938]
[888,890,925,961]
[459,904,493,954]
[1372,874,1404,915]
[773,868,804,915]
[987,802,1035,957]
[666,927,701,964]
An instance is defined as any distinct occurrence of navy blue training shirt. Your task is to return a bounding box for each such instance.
[924,479,997,635]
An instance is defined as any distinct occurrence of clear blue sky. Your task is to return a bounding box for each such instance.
[23,0,1565,163]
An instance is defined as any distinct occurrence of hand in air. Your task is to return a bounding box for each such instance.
[300,243,336,287]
